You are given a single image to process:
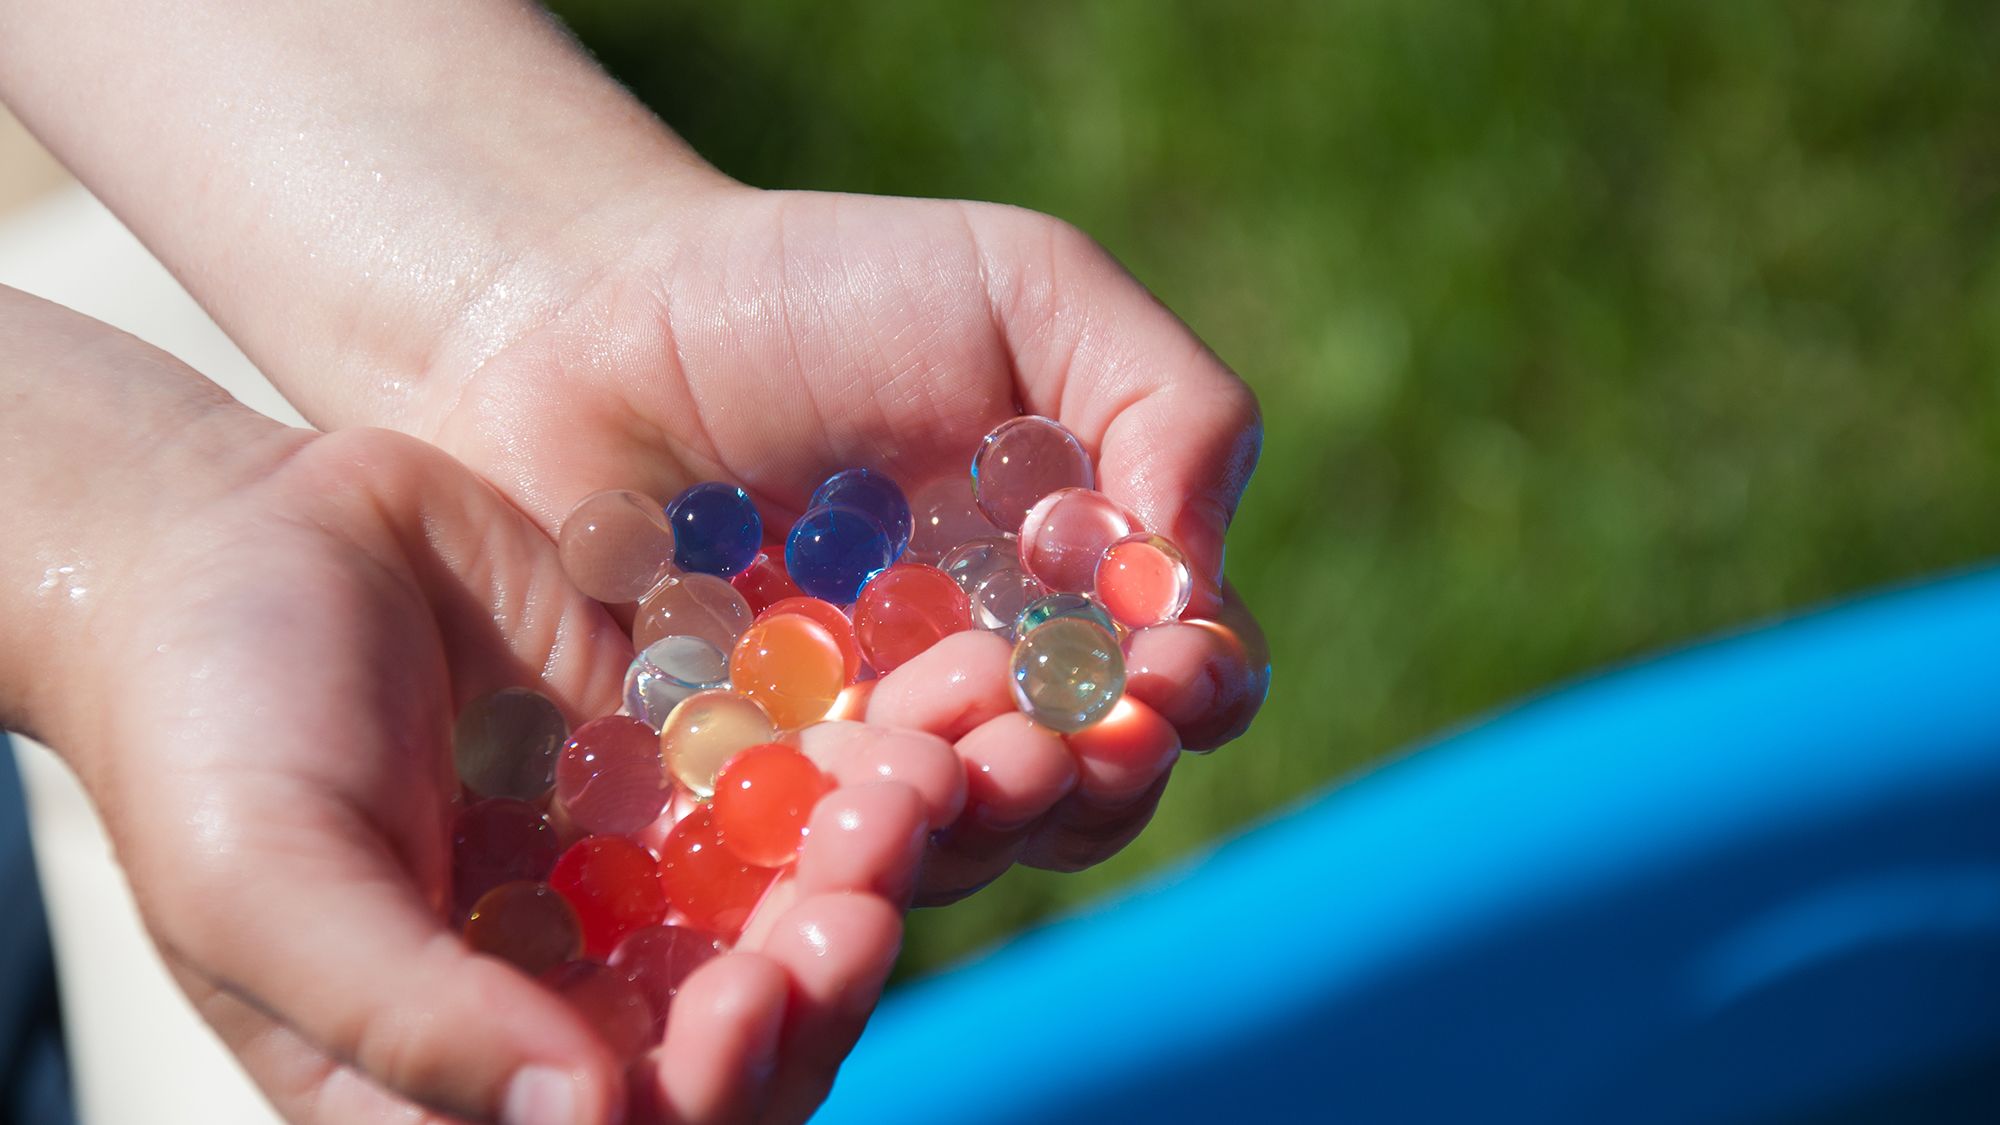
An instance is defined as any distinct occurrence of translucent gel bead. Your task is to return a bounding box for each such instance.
[659,690,778,798]
[665,482,763,577]
[657,806,781,938]
[786,505,896,604]
[554,717,670,837]
[549,836,668,958]
[711,743,831,867]
[760,596,863,683]
[451,798,560,917]
[811,468,914,560]
[730,550,804,615]
[970,567,1045,635]
[939,536,1020,595]
[609,924,726,1042]
[1009,617,1126,733]
[1015,592,1118,640]
[853,564,973,672]
[633,572,755,653]
[623,636,730,732]
[453,688,567,801]
[906,474,997,564]
[1018,488,1138,593]
[464,882,581,976]
[557,489,676,603]
[729,615,846,730]
[971,415,1094,531]
[1096,532,1193,628]
[546,961,657,1062]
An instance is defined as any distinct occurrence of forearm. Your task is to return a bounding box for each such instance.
[0,0,723,432]
[0,286,294,744]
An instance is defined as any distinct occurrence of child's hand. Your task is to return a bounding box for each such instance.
[0,291,942,1124]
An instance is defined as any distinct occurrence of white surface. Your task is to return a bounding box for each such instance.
[2,185,299,1125]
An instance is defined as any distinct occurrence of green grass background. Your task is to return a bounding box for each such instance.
[548,0,2000,977]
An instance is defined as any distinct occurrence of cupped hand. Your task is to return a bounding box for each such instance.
[415,187,1271,901]
[46,343,946,1122]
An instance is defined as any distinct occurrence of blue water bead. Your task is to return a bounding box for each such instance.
[665,482,763,577]
[786,505,896,604]
[810,468,913,561]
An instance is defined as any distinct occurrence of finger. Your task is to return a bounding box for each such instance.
[1124,591,1270,752]
[792,721,965,830]
[752,894,905,1125]
[1021,771,1173,874]
[645,953,789,1125]
[1064,696,1181,805]
[794,782,929,905]
[955,712,1076,829]
[863,629,1015,740]
[966,207,1262,610]
[915,817,1028,907]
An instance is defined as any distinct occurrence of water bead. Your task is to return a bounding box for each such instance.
[1009,617,1126,733]
[549,836,668,957]
[786,505,896,604]
[728,615,847,730]
[557,489,677,603]
[811,468,914,560]
[546,961,657,1062]
[450,799,560,917]
[1018,487,1138,593]
[622,636,730,732]
[656,806,781,938]
[665,482,763,577]
[660,690,778,798]
[906,474,997,564]
[971,415,1094,531]
[760,596,863,683]
[970,567,1045,635]
[453,688,567,801]
[730,550,804,615]
[853,564,973,672]
[554,716,670,836]
[609,925,726,1041]
[464,882,581,976]
[939,536,1021,596]
[1096,532,1193,628]
[711,743,831,867]
[1015,592,1118,639]
[633,572,754,653]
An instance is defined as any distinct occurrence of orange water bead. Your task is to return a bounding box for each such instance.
[549,836,667,958]
[760,596,864,682]
[660,690,778,798]
[1095,532,1193,628]
[729,614,847,730]
[712,743,831,867]
[657,806,781,938]
[464,882,581,976]
[853,563,973,672]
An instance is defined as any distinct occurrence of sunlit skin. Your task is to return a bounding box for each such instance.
[0,1,1270,1121]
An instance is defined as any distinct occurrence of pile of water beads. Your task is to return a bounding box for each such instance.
[449,415,1195,1062]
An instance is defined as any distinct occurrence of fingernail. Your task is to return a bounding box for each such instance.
[503,1066,581,1125]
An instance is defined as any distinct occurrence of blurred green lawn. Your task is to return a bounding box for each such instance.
[549,0,2000,976]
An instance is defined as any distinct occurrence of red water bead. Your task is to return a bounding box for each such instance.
[464,882,581,976]
[1019,488,1139,593]
[1095,532,1193,628]
[549,836,668,957]
[610,924,726,1041]
[852,564,973,673]
[711,743,831,867]
[657,806,781,938]
[450,798,560,917]
[555,716,670,837]
[545,961,657,1063]
[731,550,805,615]
[760,596,864,683]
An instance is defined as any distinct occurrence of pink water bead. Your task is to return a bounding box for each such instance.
[906,474,998,564]
[554,716,670,836]
[610,924,727,1041]
[450,798,560,917]
[634,572,755,652]
[546,961,657,1063]
[558,489,676,604]
[853,564,972,672]
[1096,532,1193,627]
[1018,488,1138,593]
[971,416,1094,531]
